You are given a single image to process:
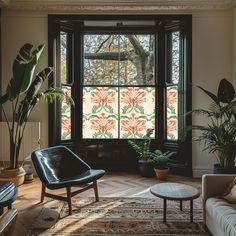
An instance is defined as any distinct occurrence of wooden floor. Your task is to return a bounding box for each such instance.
[10,172,201,236]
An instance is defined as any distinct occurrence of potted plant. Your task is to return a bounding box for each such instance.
[185,78,236,174]
[128,129,155,177]
[0,44,73,186]
[152,150,175,180]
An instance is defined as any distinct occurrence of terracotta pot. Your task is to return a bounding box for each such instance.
[0,166,26,186]
[154,167,169,180]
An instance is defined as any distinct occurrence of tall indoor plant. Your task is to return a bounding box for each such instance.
[0,44,73,185]
[185,79,236,173]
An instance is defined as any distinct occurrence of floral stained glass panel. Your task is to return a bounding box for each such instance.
[61,86,71,140]
[120,87,155,138]
[83,87,118,139]
[166,86,178,140]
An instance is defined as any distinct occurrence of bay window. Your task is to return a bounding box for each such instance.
[49,15,192,175]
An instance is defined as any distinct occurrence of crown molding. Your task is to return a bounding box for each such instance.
[1,0,236,12]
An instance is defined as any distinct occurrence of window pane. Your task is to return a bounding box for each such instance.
[84,35,119,85]
[120,87,155,138]
[119,35,155,85]
[82,86,155,139]
[60,31,68,84]
[61,86,71,140]
[83,87,118,138]
[171,31,180,84]
[83,34,155,86]
[166,86,178,140]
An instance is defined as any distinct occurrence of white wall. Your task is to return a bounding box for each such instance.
[1,9,234,177]
[192,11,233,177]
[1,10,48,152]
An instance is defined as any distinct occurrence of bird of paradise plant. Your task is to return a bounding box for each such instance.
[0,44,73,170]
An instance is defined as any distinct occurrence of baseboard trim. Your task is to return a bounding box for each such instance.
[193,168,213,178]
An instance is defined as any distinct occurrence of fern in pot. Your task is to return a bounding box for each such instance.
[0,44,73,185]
[185,79,236,174]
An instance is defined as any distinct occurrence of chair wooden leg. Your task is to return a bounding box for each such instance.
[93,181,99,202]
[41,184,45,203]
[66,187,72,215]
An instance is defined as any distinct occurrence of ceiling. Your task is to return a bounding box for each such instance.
[0,0,236,12]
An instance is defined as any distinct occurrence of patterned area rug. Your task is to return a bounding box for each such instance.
[28,197,210,236]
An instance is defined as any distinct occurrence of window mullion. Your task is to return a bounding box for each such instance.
[156,24,165,147]
[74,22,83,141]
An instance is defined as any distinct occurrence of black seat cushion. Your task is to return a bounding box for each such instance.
[46,169,105,189]
[31,146,105,190]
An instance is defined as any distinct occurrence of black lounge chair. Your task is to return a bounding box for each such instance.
[31,145,105,215]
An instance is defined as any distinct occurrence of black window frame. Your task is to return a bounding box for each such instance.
[48,14,192,176]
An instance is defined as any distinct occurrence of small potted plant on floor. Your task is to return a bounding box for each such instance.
[152,150,175,180]
[128,129,175,177]
[128,129,155,177]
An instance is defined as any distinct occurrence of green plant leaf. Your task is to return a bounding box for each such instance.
[16,68,53,125]
[7,44,44,101]
[196,85,218,104]
[217,78,236,104]
[0,94,8,105]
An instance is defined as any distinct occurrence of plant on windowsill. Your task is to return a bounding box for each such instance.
[128,128,175,177]
[184,78,236,174]
[0,44,74,186]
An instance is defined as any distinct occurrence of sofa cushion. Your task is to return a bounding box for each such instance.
[223,177,236,203]
[206,197,236,236]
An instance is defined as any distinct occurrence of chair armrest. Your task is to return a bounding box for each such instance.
[202,174,235,224]
[0,209,18,236]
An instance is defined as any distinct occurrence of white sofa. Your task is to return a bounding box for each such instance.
[202,174,236,236]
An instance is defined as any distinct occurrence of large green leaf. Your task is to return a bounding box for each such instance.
[217,78,236,104]
[16,68,52,125]
[26,68,52,101]
[6,44,44,101]
[196,85,218,104]
[0,94,8,105]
